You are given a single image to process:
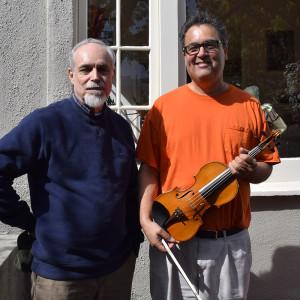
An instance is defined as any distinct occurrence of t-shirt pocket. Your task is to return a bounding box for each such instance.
[224,124,253,156]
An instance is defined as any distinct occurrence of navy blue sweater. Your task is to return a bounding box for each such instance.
[0,95,143,279]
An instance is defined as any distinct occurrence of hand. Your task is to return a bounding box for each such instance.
[142,220,179,253]
[228,147,257,178]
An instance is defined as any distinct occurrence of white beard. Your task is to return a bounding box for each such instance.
[84,93,107,108]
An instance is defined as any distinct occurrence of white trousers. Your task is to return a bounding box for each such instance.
[150,229,252,300]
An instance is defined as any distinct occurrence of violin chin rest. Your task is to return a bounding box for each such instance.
[152,201,170,229]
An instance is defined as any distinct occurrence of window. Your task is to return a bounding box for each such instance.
[185,0,300,195]
[77,0,159,143]
[77,0,299,194]
[77,1,186,142]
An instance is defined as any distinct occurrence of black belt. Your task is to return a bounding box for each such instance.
[195,227,245,239]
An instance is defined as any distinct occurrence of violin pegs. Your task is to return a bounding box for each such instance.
[261,130,268,137]
[254,136,261,143]
[268,145,275,152]
[275,141,281,148]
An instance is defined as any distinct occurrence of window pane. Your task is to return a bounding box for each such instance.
[121,109,148,143]
[186,0,300,158]
[121,51,149,106]
[121,0,149,46]
[88,0,116,45]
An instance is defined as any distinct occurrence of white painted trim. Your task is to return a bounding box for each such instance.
[251,158,300,196]
[178,0,187,87]
[158,0,187,94]
[251,182,300,196]
[159,0,182,95]
[77,0,87,42]
[149,0,160,104]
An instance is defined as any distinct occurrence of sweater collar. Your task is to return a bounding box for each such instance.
[72,93,106,117]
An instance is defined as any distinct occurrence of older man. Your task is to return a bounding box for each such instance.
[0,38,142,300]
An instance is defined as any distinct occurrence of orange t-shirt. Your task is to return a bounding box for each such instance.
[136,84,280,230]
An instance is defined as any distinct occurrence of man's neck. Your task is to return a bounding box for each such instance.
[188,80,228,96]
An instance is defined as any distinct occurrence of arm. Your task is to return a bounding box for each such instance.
[229,147,273,184]
[138,163,178,253]
[0,115,38,233]
[125,158,144,256]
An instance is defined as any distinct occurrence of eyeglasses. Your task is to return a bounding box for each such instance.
[183,40,221,55]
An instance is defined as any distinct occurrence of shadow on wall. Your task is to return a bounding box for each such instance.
[250,196,300,213]
[248,196,300,300]
[248,246,300,300]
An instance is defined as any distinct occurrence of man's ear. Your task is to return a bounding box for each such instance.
[68,68,74,84]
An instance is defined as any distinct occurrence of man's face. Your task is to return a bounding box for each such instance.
[68,43,115,113]
[184,24,228,87]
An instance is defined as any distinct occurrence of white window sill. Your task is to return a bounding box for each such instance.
[251,181,300,196]
[250,158,300,196]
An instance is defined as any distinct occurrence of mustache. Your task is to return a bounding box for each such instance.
[86,82,105,89]
[195,58,211,64]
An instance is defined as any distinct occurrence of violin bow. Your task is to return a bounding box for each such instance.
[162,239,203,300]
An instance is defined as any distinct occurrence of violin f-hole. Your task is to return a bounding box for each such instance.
[193,203,205,221]
[176,190,194,199]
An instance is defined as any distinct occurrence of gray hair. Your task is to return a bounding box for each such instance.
[69,38,116,71]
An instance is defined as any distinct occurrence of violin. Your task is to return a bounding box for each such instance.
[152,130,281,242]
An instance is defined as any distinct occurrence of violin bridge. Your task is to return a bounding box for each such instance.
[163,207,188,229]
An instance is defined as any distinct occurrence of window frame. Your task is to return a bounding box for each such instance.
[77,0,160,112]
[179,1,300,196]
[77,0,300,196]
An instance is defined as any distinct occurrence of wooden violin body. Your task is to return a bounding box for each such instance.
[153,161,238,241]
[152,130,281,242]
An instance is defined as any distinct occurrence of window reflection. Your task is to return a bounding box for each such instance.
[121,109,148,144]
[88,0,149,47]
[121,0,149,46]
[266,30,294,71]
[186,0,300,157]
[121,51,149,106]
[88,0,116,45]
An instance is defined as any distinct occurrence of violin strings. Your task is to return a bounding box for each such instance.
[175,136,274,219]
[249,145,262,158]
[181,172,230,215]
[178,168,233,218]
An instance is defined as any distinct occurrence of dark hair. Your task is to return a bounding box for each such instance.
[179,11,228,49]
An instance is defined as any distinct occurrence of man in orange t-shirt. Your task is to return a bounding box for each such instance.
[136,11,280,300]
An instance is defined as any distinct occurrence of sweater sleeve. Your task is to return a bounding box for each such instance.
[0,113,41,232]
